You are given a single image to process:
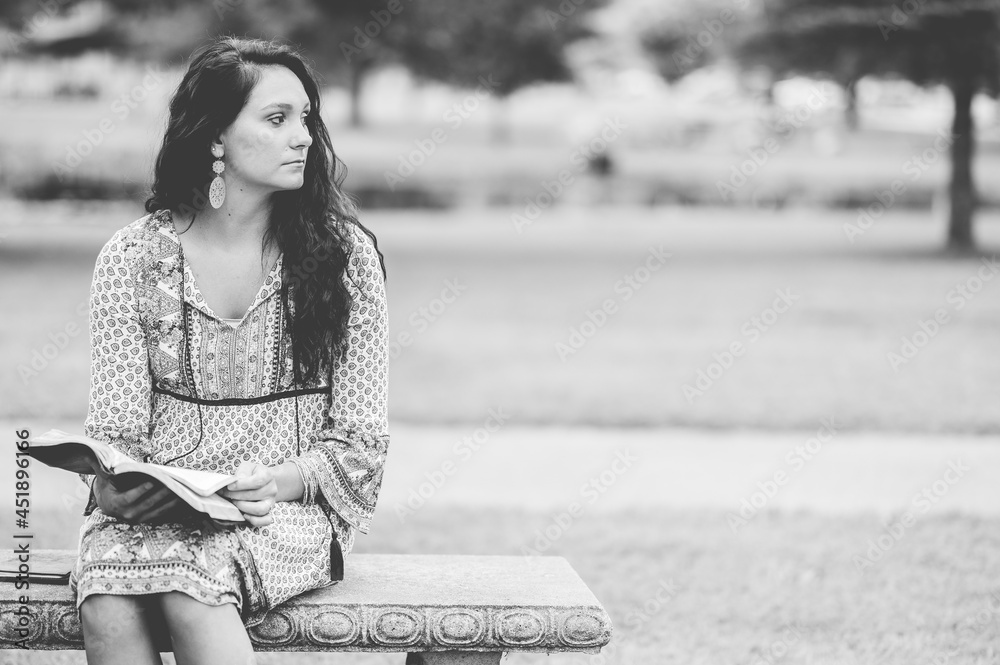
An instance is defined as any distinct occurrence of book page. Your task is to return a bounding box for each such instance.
[111,469,245,523]
[140,462,236,496]
[29,428,139,475]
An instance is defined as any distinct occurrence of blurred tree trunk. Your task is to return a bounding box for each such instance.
[844,78,859,131]
[947,77,976,250]
[349,59,374,129]
[765,79,776,106]
[491,95,511,144]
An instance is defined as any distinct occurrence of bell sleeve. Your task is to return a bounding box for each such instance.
[79,230,155,517]
[291,224,390,534]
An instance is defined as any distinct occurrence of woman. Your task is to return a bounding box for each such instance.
[69,36,390,665]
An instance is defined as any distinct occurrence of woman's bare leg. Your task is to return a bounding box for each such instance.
[80,594,162,665]
[158,591,256,665]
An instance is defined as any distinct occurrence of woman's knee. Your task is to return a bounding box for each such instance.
[80,594,163,664]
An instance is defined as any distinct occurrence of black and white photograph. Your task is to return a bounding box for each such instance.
[1,0,999,663]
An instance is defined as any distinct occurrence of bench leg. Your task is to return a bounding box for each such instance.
[405,651,505,664]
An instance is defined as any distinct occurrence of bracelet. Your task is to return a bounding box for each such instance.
[305,460,317,505]
[291,459,316,505]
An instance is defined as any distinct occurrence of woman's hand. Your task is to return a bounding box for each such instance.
[95,475,185,525]
[218,461,278,527]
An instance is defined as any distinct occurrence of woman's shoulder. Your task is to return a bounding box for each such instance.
[95,209,174,268]
[327,212,368,246]
[327,214,378,262]
[340,220,383,275]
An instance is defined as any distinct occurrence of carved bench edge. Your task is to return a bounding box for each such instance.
[0,599,613,653]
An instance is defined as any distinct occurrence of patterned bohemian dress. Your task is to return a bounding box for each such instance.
[68,208,390,629]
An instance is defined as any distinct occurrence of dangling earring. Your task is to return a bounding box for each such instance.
[209,147,226,209]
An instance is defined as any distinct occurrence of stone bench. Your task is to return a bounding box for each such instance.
[0,550,613,663]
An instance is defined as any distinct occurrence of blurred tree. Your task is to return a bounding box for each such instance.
[4,0,609,135]
[234,0,414,128]
[639,0,999,249]
[212,0,610,132]
[639,0,732,84]
[96,0,413,128]
[1,0,223,62]
[0,0,411,127]
[733,0,1000,250]
[389,0,610,142]
[1,0,124,56]
[723,29,872,130]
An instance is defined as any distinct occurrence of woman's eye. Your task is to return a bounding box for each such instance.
[268,113,309,127]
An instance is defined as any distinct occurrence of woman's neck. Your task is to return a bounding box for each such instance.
[193,192,272,247]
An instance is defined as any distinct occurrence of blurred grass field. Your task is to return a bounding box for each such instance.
[3,200,1000,433]
[4,498,1000,665]
[4,198,1000,665]
[3,201,1000,664]
[4,430,1000,665]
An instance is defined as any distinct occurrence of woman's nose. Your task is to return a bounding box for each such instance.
[294,125,312,148]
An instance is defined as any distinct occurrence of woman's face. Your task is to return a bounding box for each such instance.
[213,65,314,195]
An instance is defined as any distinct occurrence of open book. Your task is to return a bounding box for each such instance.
[27,429,246,525]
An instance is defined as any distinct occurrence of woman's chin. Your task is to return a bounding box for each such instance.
[272,177,306,191]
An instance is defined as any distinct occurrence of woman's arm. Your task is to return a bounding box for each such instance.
[288,224,390,533]
[79,229,156,516]
[272,461,306,503]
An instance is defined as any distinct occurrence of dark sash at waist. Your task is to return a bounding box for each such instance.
[153,385,328,406]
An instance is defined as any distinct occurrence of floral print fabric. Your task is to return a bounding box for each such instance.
[70,209,390,628]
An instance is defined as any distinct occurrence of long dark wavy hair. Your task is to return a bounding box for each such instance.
[144,36,385,387]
